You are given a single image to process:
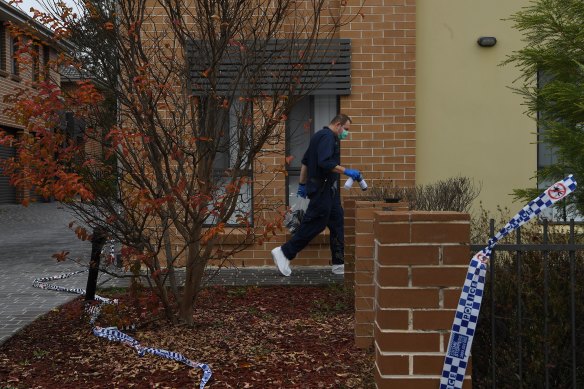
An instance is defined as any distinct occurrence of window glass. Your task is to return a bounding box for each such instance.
[537,71,558,175]
[0,24,6,72]
[207,99,253,226]
[210,175,252,226]
[536,71,581,221]
[286,96,311,170]
[32,45,40,82]
[211,106,230,171]
[537,134,558,171]
[313,95,337,132]
[42,45,50,80]
[286,95,338,206]
[11,36,18,76]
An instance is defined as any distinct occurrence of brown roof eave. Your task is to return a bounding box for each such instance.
[0,0,75,53]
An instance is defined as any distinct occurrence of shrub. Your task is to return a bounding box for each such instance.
[405,176,481,212]
[359,176,481,213]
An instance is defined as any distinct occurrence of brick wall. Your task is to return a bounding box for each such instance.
[340,0,416,188]
[344,199,408,348]
[211,0,418,268]
[222,232,332,268]
[185,0,418,268]
[373,211,471,388]
[119,0,418,268]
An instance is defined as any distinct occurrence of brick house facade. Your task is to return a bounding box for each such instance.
[259,0,536,268]
[138,0,532,268]
[0,1,63,204]
[2,0,534,265]
[208,0,418,268]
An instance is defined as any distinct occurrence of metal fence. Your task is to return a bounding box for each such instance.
[471,218,584,389]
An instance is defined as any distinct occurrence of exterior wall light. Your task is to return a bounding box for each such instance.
[477,37,497,47]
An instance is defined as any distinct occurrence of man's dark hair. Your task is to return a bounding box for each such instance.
[330,113,352,126]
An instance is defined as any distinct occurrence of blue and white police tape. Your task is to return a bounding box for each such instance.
[440,175,577,389]
[33,268,212,388]
[33,269,113,325]
[93,326,212,379]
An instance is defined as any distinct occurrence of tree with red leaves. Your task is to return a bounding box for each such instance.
[0,0,362,324]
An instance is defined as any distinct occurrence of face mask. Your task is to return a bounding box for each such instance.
[339,129,349,140]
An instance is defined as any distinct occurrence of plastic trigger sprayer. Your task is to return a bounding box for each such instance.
[344,176,368,191]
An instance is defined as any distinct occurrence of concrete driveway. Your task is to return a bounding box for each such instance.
[0,202,92,345]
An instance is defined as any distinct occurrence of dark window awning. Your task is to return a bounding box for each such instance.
[188,38,351,96]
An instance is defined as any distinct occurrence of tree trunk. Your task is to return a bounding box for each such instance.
[179,245,207,325]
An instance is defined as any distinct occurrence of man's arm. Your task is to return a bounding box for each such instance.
[304,163,351,178]
[332,165,346,174]
[299,164,308,184]
[314,134,359,178]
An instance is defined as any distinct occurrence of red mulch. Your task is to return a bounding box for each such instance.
[0,285,375,388]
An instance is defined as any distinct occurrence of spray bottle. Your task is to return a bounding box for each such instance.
[344,176,368,191]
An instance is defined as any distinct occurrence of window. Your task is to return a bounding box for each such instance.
[42,45,50,80]
[32,44,40,82]
[536,71,581,221]
[0,23,6,73]
[286,95,339,208]
[206,99,253,226]
[537,71,558,176]
[11,36,19,76]
[212,99,253,172]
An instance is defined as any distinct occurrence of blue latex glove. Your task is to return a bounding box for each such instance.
[297,183,307,198]
[344,168,361,181]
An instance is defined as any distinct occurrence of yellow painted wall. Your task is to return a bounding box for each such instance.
[416,0,535,216]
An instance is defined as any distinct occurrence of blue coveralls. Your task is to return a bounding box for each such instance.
[281,127,344,265]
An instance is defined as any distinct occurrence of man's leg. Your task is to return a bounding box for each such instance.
[327,197,345,274]
[272,196,330,276]
[281,193,330,260]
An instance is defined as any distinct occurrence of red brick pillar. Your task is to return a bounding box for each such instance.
[344,199,408,348]
[373,211,471,388]
[343,198,357,288]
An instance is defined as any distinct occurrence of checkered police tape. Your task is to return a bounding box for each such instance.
[440,175,577,389]
[33,259,212,387]
[92,326,212,387]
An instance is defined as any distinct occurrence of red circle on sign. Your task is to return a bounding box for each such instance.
[547,183,567,200]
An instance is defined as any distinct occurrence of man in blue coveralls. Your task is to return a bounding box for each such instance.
[271,113,362,276]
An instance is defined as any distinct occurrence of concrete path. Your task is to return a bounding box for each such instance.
[0,202,92,345]
[0,202,342,346]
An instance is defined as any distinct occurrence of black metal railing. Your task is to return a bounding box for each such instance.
[471,218,584,389]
